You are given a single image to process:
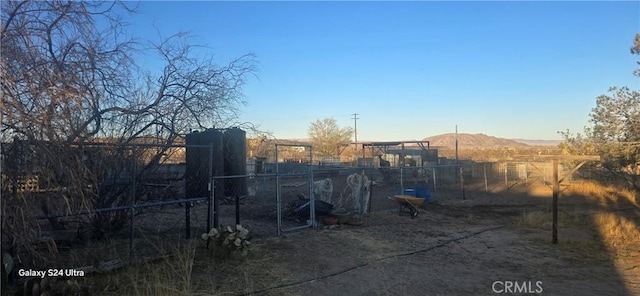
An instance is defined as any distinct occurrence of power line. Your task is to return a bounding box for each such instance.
[351,113,359,143]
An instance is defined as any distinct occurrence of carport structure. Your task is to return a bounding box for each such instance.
[351,140,431,166]
[360,140,430,157]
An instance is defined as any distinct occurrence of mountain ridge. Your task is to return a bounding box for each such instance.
[267,134,562,148]
[510,138,562,146]
[422,133,559,148]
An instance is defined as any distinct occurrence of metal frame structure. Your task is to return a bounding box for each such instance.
[275,143,315,236]
[360,140,431,193]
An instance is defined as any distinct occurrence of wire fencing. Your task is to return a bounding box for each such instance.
[1,138,602,268]
[421,160,596,200]
[0,140,210,264]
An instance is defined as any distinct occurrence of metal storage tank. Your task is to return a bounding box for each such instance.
[185,129,224,199]
[223,127,247,196]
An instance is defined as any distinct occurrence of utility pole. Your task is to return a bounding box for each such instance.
[351,113,359,144]
[455,124,459,164]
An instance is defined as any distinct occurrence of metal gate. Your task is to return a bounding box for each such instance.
[275,144,315,236]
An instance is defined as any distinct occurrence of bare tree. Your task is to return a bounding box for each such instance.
[1,0,258,255]
[2,1,256,145]
[2,1,136,142]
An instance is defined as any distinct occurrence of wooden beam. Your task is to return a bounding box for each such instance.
[559,161,587,184]
[527,162,545,176]
[551,159,591,245]
[513,155,600,162]
[532,155,600,161]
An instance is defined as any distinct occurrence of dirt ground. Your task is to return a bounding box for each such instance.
[187,184,640,296]
[6,179,638,296]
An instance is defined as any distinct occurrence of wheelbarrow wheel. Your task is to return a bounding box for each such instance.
[405,203,419,219]
[411,208,418,218]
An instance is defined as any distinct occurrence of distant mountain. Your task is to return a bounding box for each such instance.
[510,139,562,147]
[422,133,529,148]
[275,138,311,143]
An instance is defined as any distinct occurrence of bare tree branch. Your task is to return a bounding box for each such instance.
[1,0,259,251]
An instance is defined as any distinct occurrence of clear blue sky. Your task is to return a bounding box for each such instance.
[130,1,639,141]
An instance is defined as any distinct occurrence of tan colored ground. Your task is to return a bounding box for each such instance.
[7,183,637,296]
[186,184,639,296]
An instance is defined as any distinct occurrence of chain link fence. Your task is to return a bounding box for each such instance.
[0,140,211,265]
[1,138,602,269]
[423,160,594,200]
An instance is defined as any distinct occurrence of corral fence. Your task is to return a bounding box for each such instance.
[421,160,599,199]
[0,139,210,264]
[0,137,602,268]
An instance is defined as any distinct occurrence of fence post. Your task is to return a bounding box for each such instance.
[207,143,214,232]
[262,173,267,202]
[275,146,282,237]
[552,159,559,244]
[459,166,465,200]
[186,198,191,239]
[504,162,508,190]
[483,163,488,192]
[129,145,137,262]
[432,166,437,192]
[309,146,315,228]
[400,166,404,193]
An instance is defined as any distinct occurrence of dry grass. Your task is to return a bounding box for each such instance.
[77,235,289,296]
[517,210,576,228]
[520,180,639,252]
[8,178,636,295]
[563,181,639,249]
[1,238,202,296]
[89,241,197,296]
[563,181,638,207]
[592,212,640,249]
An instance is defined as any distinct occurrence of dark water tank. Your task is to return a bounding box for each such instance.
[185,129,224,199]
[223,127,247,196]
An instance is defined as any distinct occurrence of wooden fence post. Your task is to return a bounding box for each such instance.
[460,166,465,200]
[504,162,508,190]
[552,159,559,244]
[525,163,528,187]
[484,163,488,192]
